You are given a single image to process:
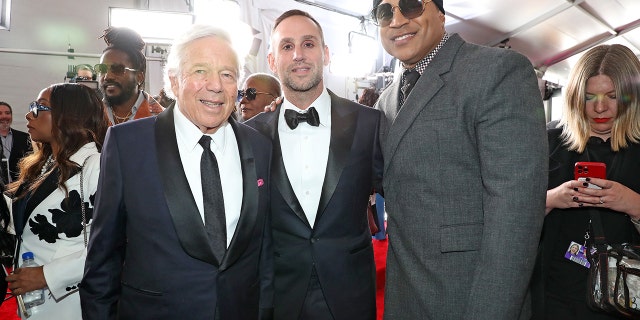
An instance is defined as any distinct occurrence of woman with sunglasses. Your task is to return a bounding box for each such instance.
[4,83,108,319]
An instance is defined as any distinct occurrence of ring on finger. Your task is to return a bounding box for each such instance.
[600,197,604,204]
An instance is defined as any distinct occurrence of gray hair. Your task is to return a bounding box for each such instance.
[163,24,241,99]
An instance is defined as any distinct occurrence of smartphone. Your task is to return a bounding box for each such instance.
[574,161,606,189]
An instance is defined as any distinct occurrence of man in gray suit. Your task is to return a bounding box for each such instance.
[371,0,547,319]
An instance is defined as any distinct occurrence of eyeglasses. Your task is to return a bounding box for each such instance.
[371,0,430,27]
[29,101,51,118]
[93,63,139,75]
[237,88,277,102]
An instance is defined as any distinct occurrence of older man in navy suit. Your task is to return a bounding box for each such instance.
[246,9,383,320]
[80,25,274,320]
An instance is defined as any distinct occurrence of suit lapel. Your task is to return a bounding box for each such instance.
[315,91,356,224]
[254,107,309,226]
[383,34,463,173]
[155,106,217,265]
[14,168,62,237]
[219,119,259,270]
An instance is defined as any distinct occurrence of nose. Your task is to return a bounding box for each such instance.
[25,111,33,121]
[388,6,410,27]
[205,74,224,93]
[594,97,608,113]
[293,46,304,62]
[100,67,118,81]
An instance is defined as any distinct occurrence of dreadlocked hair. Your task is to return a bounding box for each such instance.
[100,27,147,73]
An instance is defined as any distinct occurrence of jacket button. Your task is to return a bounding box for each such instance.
[310,237,319,243]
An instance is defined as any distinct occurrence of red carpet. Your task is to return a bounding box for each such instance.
[373,238,388,320]
[1,266,19,320]
[0,241,388,320]
[1,292,18,320]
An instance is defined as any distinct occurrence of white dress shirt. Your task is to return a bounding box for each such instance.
[279,88,331,228]
[174,106,242,247]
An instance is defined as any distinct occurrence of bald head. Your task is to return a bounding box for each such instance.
[239,73,281,121]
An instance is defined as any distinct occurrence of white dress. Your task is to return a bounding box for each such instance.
[17,143,100,320]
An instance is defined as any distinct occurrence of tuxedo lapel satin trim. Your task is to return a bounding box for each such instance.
[219,118,258,271]
[315,91,356,224]
[254,106,309,226]
[155,106,217,265]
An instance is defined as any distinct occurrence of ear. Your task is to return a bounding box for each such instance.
[267,52,277,75]
[169,75,180,99]
[323,45,330,67]
[136,72,145,87]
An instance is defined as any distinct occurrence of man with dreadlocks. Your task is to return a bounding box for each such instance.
[96,27,163,125]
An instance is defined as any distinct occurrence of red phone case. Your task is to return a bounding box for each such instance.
[574,161,606,180]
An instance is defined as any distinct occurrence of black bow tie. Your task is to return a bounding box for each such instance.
[284,107,320,129]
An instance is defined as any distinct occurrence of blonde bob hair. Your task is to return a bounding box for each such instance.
[560,44,640,152]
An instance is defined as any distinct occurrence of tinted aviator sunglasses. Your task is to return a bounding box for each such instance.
[371,0,430,27]
[93,63,139,75]
[237,88,277,102]
[29,101,51,118]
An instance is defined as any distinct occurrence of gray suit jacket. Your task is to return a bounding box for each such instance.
[377,34,548,320]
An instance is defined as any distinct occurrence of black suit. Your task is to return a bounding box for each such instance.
[80,106,274,320]
[2,129,31,182]
[246,90,383,320]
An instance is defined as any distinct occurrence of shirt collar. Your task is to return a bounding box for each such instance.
[174,103,229,153]
[402,32,450,76]
[281,87,331,127]
[131,91,145,114]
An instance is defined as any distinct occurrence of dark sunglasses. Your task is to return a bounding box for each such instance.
[29,101,51,118]
[94,63,139,75]
[371,0,429,27]
[237,88,277,102]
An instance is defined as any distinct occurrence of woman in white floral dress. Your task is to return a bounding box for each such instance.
[5,83,108,319]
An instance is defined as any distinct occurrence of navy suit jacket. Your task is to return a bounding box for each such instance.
[80,106,274,320]
[245,90,383,320]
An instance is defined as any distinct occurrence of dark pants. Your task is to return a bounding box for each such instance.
[298,269,334,320]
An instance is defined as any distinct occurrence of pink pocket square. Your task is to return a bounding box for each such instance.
[257,179,264,187]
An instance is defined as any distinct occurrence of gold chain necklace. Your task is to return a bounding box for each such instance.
[111,107,133,124]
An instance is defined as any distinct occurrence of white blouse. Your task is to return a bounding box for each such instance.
[17,142,100,320]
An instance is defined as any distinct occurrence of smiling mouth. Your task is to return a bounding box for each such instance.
[392,32,416,42]
[104,83,121,91]
[200,100,224,108]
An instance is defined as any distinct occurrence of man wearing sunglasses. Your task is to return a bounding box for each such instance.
[96,27,164,125]
[238,73,281,122]
[371,0,547,319]
[245,9,383,320]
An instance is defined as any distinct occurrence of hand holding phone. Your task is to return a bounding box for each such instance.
[574,161,606,189]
